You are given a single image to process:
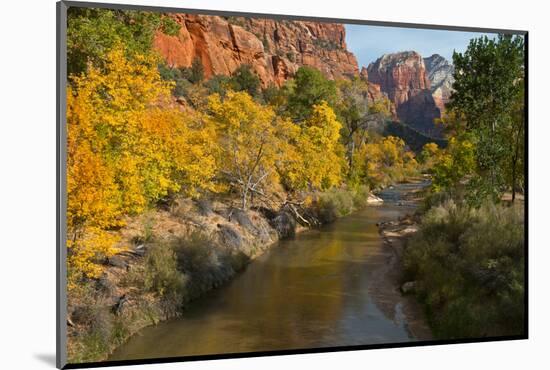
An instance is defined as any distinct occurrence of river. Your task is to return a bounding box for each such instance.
[109,181,430,361]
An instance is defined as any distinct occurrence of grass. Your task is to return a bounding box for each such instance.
[403,199,525,338]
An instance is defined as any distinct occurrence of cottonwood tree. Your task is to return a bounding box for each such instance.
[208,91,298,209]
[449,34,525,201]
[352,135,418,188]
[336,78,370,168]
[283,102,346,191]
[67,47,218,281]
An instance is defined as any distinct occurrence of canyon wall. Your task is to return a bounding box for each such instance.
[154,15,455,136]
[424,54,455,111]
[367,51,442,136]
[154,14,359,87]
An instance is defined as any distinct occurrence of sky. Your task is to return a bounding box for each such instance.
[345,24,497,68]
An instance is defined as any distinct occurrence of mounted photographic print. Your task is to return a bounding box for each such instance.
[56,1,528,368]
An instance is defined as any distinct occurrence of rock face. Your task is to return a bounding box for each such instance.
[154,14,359,87]
[424,54,455,111]
[359,66,397,119]
[367,51,442,136]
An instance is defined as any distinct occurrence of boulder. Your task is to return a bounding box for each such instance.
[112,294,130,316]
[367,194,384,204]
[270,210,296,239]
[106,255,128,269]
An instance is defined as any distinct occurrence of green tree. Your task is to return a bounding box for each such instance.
[229,65,261,97]
[335,78,370,168]
[287,67,338,121]
[204,75,233,97]
[504,80,526,201]
[449,34,525,201]
[185,57,205,84]
[67,8,178,76]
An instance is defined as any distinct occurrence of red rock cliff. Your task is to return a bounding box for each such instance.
[154,14,359,87]
[367,51,441,135]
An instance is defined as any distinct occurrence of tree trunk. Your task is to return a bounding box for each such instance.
[510,122,523,203]
[242,187,248,210]
[348,139,355,169]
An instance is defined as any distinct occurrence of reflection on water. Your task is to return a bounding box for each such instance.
[109,186,423,361]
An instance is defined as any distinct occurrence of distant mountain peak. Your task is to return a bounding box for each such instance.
[366,50,442,137]
[370,51,425,70]
[423,54,455,110]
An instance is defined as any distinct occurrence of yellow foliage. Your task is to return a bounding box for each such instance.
[67,227,120,283]
[432,136,476,192]
[208,91,298,208]
[419,142,442,170]
[353,135,418,188]
[67,47,217,282]
[285,101,346,190]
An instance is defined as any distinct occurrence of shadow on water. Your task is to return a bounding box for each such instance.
[109,182,429,361]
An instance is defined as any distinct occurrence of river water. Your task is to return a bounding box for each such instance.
[109,182,427,361]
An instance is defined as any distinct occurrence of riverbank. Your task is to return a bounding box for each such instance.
[371,179,433,340]
[375,213,432,340]
[108,182,429,361]
[376,182,526,340]
[399,198,525,339]
[67,186,380,363]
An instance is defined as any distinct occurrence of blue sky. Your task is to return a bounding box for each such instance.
[345,24,497,67]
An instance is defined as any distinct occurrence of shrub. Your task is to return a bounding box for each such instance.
[230,65,261,97]
[131,216,155,245]
[143,243,187,298]
[67,283,116,363]
[286,51,296,62]
[204,74,232,97]
[316,188,355,223]
[312,38,342,51]
[404,200,525,338]
[160,16,180,36]
[351,184,371,209]
[171,232,242,299]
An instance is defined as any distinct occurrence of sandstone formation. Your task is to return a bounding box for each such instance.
[359,66,397,118]
[154,14,359,87]
[423,54,455,111]
[154,15,450,136]
[367,51,442,136]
